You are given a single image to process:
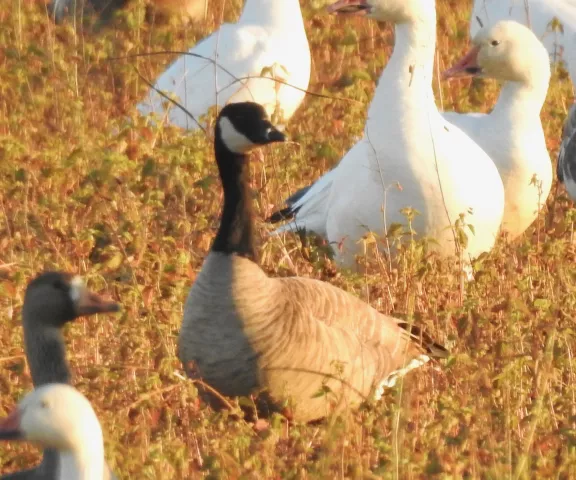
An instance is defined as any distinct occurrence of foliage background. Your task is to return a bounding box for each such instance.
[0,0,575,478]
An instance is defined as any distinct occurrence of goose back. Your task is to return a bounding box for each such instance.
[181,253,441,422]
[137,0,310,130]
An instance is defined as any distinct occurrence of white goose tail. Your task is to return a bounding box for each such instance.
[267,169,337,238]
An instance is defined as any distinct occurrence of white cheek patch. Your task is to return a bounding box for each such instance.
[218,117,257,154]
[69,276,84,304]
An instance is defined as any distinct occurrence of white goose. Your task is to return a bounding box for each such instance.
[137,0,311,131]
[0,384,105,480]
[470,0,576,68]
[269,0,505,270]
[442,21,552,239]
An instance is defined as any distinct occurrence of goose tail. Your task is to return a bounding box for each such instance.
[267,170,336,237]
[267,205,300,224]
[266,184,311,223]
[374,323,448,399]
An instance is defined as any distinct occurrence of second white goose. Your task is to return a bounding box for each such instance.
[268,0,505,271]
[469,0,576,68]
[442,21,552,239]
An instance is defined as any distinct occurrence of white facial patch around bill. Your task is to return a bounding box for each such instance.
[69,276,85,304]
[218,117,257,154]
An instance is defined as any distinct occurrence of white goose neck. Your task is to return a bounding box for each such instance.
[367,14,438,127]
[492,79,548,119]
[239,0,304,29]
[58,430,104,480]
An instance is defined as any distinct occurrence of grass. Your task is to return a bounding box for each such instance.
[1,0,576,478]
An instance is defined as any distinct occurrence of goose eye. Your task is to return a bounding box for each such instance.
[490,40,500,46]
[40,399,50,409]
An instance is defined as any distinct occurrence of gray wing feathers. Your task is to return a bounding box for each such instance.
[558,103,576,183]
[249,276,428,419]
[180,254,443,422]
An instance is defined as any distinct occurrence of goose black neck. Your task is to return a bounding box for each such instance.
[23,322,71,387]
[212,139,257,261]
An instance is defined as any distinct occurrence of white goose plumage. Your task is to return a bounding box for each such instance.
[0,384,106,480]
[137,0,311,130]
[270,0,505,271]
[470,1,576,200]
[470,0,576,69]
[442,21,552,239]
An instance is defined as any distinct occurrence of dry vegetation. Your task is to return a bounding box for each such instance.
[1,0,576,478]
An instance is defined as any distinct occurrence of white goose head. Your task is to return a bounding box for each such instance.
[327,0,435,24]
[0,384,103,453]
[443,20,551,86]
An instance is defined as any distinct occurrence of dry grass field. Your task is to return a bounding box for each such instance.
[1,0,576,478]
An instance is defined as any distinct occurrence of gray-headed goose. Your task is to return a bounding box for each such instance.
[179,102,448,423]
[1,272,119,480]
